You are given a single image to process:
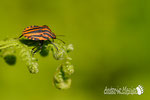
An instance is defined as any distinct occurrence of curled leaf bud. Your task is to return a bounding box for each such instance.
[18,44,39,74]
[54,71,64,83]
[53,61,74,89]
[53,49,65,60]
[54,78,72,90]
[66,56,72,61]
[62,62,74,77]
[66,44,74,53]
[27,62,39,74]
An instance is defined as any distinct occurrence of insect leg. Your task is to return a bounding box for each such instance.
[31,46,39,56]
[18,34,23,39]
[32,40,44,56]
[31,46,37,53]
[14,34,23,40]
[56,38,65,44]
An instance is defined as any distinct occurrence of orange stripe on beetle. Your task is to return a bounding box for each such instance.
[22,25,56,40]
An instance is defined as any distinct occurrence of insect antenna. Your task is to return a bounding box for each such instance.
[56,38,65,44]
[56,35,65,37]
[51,42,58,51]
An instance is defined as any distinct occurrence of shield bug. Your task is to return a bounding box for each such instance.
[18,25,65,55]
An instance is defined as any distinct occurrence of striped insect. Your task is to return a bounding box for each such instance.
[18,25,65,55]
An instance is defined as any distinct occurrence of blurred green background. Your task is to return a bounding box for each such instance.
[0,0,150,100]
